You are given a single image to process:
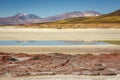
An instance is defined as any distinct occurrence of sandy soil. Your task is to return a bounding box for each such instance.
[0,45,120,54]
[0,28,120,40]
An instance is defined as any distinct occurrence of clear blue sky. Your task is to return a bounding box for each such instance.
[0,0,120,18]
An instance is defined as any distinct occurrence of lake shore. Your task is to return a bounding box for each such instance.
[0,45,120,54]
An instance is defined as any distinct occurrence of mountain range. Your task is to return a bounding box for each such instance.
[0,11,101,25]
[42,11,101,22]
[53,9,120,24]
[26,9,120,28]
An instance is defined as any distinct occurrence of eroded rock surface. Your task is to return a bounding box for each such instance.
[0,52,120,77]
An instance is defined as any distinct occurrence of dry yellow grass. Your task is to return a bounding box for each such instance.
[18,23,120,29]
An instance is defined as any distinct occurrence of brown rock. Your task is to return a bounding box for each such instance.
[0,52,10,56]
[0,55,17,62]
[99,70,117,75]
[93,63,105,70]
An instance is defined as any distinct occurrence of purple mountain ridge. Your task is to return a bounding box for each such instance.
[0,11,101,25]
[0,13,42,25]
[43,11,101,22]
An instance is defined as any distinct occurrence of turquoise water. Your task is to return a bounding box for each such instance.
[0,40,111,46]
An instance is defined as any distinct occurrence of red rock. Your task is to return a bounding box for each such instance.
[0,52,10,56]
[0,52,120,77]
[14,53,30,58]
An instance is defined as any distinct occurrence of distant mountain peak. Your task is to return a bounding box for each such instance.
[84,10,97,12]
[66,11,81,13]
[83,11,101,16]
[15,13,27,16]
[0,13,42,25]
[14,13,41,19]
[116,9,120,13]
[117,9,120,11]
[101,9,120,17]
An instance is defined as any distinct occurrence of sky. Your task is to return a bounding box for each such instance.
[0,0,120,18]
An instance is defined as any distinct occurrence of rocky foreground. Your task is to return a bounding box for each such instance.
[0,52,120,77]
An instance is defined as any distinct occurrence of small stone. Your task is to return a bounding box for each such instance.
[72,71,82,75]
[82,70,100,76]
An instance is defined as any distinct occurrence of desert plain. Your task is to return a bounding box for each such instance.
[0,28,120,80]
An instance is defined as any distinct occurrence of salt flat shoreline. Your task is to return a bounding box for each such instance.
[0,45,120,54]
[0,28,120,40]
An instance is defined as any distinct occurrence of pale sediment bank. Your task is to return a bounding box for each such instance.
[0,45,120,54]
[0,28,120,40]
[1,75,120,80]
